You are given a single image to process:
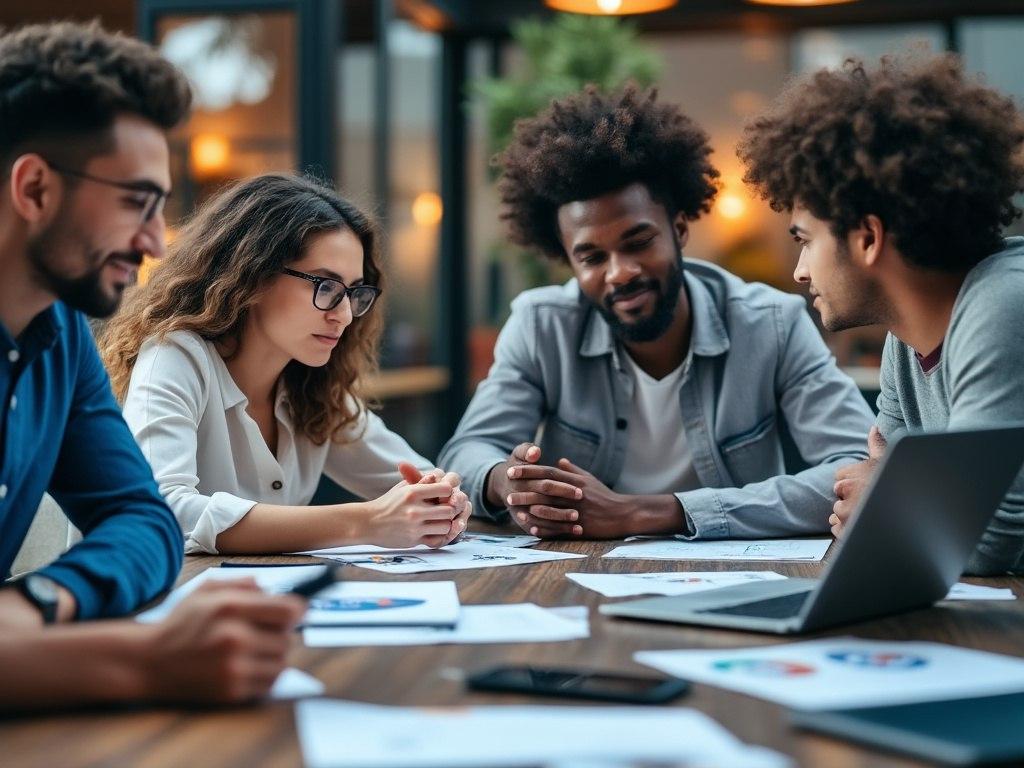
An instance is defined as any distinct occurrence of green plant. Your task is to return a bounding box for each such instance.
[473,13,662,162]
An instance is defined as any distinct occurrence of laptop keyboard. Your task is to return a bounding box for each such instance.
[697,591,812,619]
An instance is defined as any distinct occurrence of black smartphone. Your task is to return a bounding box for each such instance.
[466,665,689,704]
[285,564,341,598]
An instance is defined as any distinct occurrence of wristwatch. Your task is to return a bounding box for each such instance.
[14,574,60,624]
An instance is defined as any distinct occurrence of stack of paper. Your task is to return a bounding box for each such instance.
[635,638,1024,710]
[304,540,585,574]
[604,538,832,562]
[303,604,589,647]
[296,699,791,767]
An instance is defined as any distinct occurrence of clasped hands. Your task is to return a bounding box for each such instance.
[488,442,627,539]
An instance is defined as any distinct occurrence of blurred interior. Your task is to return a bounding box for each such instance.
[6,0,1023,461]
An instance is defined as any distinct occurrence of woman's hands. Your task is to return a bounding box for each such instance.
[360,462,471,549]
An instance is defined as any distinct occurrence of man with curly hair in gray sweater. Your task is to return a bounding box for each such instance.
[739,53,1024,575]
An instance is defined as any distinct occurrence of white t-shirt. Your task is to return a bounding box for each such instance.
[614,349,701,496]
[122,330,433,555]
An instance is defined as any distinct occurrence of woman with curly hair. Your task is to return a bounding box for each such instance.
[739,53,1024,574]
[439,84,873,541]
[101,173,469,554]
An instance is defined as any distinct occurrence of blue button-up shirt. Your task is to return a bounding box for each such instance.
[440,259,875,537]
[0,303,181,619]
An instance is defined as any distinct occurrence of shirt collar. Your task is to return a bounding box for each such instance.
[579,267,730,359]
[208,347,249,410]
[0,304,64,361]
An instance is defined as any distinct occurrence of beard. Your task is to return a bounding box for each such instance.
[595,252,684,343]
[815,241,889,332]
[27,224,142,319]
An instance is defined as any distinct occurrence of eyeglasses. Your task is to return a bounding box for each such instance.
[281,267,382,316]
[46,160,170,226]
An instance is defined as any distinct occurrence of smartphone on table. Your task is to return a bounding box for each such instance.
[466,665,689,704]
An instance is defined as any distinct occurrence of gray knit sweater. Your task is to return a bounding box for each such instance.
[876,237,1024,575]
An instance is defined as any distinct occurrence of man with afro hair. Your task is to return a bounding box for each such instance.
[739,54,1024,575]
[440,85,874,541]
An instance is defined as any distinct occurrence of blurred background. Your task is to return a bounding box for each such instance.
[5,0,1023,461]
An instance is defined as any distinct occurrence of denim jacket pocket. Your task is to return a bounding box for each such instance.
[718,413,784,482]
[539,415,600,469]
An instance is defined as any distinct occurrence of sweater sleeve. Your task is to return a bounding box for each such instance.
[40,315,182,619]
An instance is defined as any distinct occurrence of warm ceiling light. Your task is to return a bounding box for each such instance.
[190,133,230,176]
[716,192,748,221]
[745,0,859,6]
[545,0,678,16]
[412,191,443,227]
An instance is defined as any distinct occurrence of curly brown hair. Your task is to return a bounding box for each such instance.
[0,20,191,168]
[738,53,1024,271]
[100,174,385,446]
[497,84,719,261]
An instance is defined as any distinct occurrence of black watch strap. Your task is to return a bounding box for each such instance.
[14,574,60,624]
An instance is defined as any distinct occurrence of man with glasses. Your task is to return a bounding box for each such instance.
[0,22,303,711]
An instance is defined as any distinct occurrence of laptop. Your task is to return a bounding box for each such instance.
[600,426,1024,634]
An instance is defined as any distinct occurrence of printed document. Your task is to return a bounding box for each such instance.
[636,638,1024,710]
[604,538,831,562]
[303,603,588,647]
[566,570,787,597]
[296,699,791,768]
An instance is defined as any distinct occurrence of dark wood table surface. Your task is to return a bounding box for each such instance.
[4,526,1024,768]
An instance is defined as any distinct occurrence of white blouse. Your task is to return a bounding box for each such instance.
[123,330,433,554]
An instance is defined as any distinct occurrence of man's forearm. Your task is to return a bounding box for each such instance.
[0,622,154,712]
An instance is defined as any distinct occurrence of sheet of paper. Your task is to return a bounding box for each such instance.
[303,602,588,647]
[136,566,459,627]
[314,541,585,573]
[301,532,540,557]
[636,638,1024,711]
[270,667,325,700]
[566,570,788,597]
[304,581,460,627]
[604,538,832,562]
[136,564,328,623]
[457,532,541,548]
[945,582,1016,601]
[296,699,791,768]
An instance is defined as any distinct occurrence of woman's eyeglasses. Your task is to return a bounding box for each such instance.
[281,267,381,317]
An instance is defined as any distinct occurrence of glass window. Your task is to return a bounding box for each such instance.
[156,12,297,222]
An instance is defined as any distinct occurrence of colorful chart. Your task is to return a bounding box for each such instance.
[711,659,816,677]
[310,598,427,612]
[826,651,929,669]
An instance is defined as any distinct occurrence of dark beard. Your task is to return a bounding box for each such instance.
[27,229,141,318]
[595,253,684,343]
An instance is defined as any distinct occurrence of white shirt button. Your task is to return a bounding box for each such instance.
[9,396,15,411]
[0,485,7,500]
[7,350,18,363]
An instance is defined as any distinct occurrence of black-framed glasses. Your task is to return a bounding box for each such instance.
[281,267,382,316]
[46,160,170,225]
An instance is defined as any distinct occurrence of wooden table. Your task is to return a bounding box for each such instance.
[5,529,1024,768]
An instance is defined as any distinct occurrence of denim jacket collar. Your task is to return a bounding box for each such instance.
[578,267,731,360]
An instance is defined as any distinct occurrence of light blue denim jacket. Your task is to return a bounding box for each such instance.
[439,259,875,538]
